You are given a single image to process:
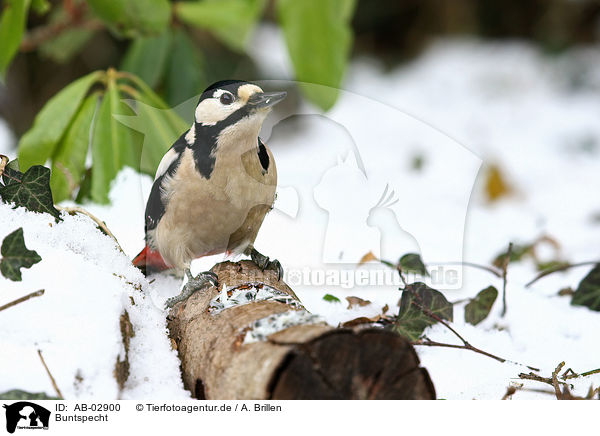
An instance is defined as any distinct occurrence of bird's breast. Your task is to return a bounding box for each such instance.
[155,145,276,269]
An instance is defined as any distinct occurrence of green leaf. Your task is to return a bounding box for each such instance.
[175,0,266,52]
[277,0,355,110]
[30,0,49,15]
[90,76,138,203]
[392,282,453,341]
[18,71,102,171]
[39,27,94,63]
[0,165,60,220]
[0,389,59,400]
[0,228,42,281]
[120,31,172,88]
[535,260,569,272]
[0,0,30,81]
[50,93,99,203]
[492,243,533,268]
[571,264,600,311]
[87,0,171,37]
[166,28,205,106]
[116,100,185,175]
[464,286,498,326]
[398,253,429,276]
[323,293,341,303]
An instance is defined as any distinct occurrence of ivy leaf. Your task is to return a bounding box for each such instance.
[0,228,42,281]
[120,31,172,89]
[0,165,60,220]
[323,294,341,303]
[464,286,498,325]
[571,264,600,311]
[278,0,355,111]
[0,0,30,81]
[18,71,102,171]
[398,253,429,276]
[175,0,266,52]
[392,282,453,341]
[50,93,99,203]
[87,0,171,37]
[0,390,59,400]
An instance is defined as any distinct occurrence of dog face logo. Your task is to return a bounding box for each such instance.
[2,402,50,433]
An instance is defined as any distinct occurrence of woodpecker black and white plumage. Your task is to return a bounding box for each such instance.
[133,80,286,307]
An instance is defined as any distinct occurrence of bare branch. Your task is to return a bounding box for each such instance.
[430,261,502,278]
[0,290,45,313]
[37,349,64,400]
[57,206,124,253]
[410,293,539,371]
[526,261,600,287]
[501,242,512,317]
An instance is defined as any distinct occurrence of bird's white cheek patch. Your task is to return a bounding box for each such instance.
[195,99,243,126]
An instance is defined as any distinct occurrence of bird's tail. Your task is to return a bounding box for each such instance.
[132,245,171,275]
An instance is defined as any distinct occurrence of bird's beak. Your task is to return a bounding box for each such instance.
[248,91,287,109]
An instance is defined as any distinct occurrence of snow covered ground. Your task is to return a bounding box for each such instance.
[1,32,599,400]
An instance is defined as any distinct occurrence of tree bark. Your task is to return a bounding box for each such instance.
[167,260,435,400]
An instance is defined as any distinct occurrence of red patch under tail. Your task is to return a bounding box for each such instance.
[132,245,171,275]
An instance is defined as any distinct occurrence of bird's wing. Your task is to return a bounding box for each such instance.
[145,132,187,233]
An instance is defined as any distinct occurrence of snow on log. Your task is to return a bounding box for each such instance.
[167,260,436,399]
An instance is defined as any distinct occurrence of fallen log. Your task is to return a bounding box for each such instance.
[167,260,435,399]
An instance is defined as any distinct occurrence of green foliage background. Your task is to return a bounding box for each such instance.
[0,0,356,204]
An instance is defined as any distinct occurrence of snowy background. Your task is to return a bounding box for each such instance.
[1,28,600,400]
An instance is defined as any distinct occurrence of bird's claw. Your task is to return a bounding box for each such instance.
[250,249,283,280]
[164,271,219,309]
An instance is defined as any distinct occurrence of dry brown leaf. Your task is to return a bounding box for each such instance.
[346,296,372,309]
[484,163,512,202]
[342,315,381,328]
[382,304,389,314]
[358,251,378,266]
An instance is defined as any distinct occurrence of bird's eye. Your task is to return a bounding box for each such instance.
[220,92,234,105]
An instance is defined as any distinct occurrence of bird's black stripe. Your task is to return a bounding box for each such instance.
[191,101,255,179]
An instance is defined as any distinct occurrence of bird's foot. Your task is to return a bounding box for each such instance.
[164,270,219,309]
[249,247,283,280]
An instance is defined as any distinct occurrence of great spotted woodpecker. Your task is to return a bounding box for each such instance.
[133,80,286,307]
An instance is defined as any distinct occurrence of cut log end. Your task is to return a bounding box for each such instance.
[269,329,435,400]
[167,260,436,400]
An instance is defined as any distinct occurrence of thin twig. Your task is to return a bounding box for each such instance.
[0,290,45,312]
[580,368,600,378]
[552,361,566,400]
[37,349,64,399]
[429,261,502,278]
[57,206,124,253]
[525,261,600,287]
[501,242,512,317]
[410,292,539,371]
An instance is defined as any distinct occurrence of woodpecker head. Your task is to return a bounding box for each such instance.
[193,80,286,132]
